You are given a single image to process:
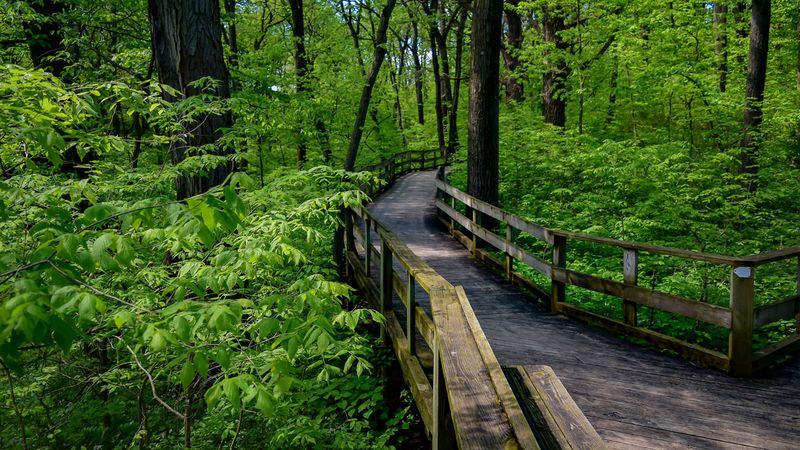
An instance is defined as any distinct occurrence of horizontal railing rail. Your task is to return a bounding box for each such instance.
[434,167,800,377]
[346,153,605,448]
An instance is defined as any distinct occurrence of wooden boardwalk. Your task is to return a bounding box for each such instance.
[368,170,800,450]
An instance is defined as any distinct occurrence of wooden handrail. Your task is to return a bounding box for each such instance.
[434,167,800,377]
[346,208,543,448]
[344,153,604,448]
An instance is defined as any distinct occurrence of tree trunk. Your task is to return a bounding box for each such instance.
[739,0,771,193]
[714,4,728,92]
[148,0,234,200]
[448,8,468,155]
[344,0,397,171]
[435,1,454,154]
[426,0,446,155]
[289,0,309,165]
[733,2,750,69]
[25,0,69,78]
[606,56,618,125]
[411,22,425,125]
[390,38,407,146]
[467,0,503,207]
[223,0,238,68]
[503,0,524,102]
[541,4,569,128]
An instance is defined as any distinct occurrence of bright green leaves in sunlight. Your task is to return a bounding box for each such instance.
[0,163,397,448]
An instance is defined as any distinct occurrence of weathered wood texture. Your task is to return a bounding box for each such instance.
[347,182,550,447]
[368,170,800,449]
[505,365,606,450]
[435,169,800,376]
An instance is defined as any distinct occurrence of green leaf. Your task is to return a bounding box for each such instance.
[78,293,96,320]
[205,382,223,409]
[213,348,231,370]
[317,331,330,354]
[173,316,190,342]
[255,389,274,415]
[180,361,195,389]
[273,376,292,397]
[149,330,166,352]
[194,352,209,378]
[223,378,241,411]
[259,318,279,337]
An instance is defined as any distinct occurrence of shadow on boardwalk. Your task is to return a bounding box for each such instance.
[368,170,800,450]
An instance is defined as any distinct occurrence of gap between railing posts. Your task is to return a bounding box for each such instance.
[433,169,800,377]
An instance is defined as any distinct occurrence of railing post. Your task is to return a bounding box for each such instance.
[505,225,514,281]
[432,334,454,450]
[551,235,567,313]
[380,239,393,341]
[623,249,638,326]
[421,151,426,170]
[364,217,372,277]
[449,196,455,236]
[406,272,416,356]
[729,265,755,377]
[344,209,355,277]
[470,209,479,256]
[796,256,800,334]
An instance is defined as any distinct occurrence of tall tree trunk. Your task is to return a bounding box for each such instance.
[223,0,238,69]
[425,0,446,154]
[606,55,618,125]
[148,0,234,200]
[289,0,332,165]
[739,0,771,193]
[502,0,524,102]
[733,2,750,69]
[289,0,309,165]
[25,0,100,177]
[344,0,397,171]
[435,1,454,153]
[467,0,503,207]
[390,38,408,146]
[25,0,69,78]
[714,4,728,92]
[448,8,468,155]
[541,4,569,128]
[410,22,425,125]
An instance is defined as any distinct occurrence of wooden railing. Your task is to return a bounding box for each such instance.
[345,152,605,448]
[358,149,445,195]
[434,168,800,377]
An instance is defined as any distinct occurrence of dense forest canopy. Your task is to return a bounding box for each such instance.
[0,0,799,447]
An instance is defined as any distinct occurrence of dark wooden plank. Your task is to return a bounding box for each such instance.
[558,303,730,372]
[435,179,549,242]
[729,265,755,377]
[551,268,732,328]
[746,246,800,265]
[454,287,540,447]
[753,295,800,329]
[552,230,744,265]
[622,249,638,327]
[436,199,552,277]
[367,170,800,449]
[386,311,434,434]
[435,177,749,265]
[506,365,606,450]
[429,287,522,449]
[753,334,800,373]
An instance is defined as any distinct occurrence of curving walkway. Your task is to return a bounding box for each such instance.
[368,170,800,450]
